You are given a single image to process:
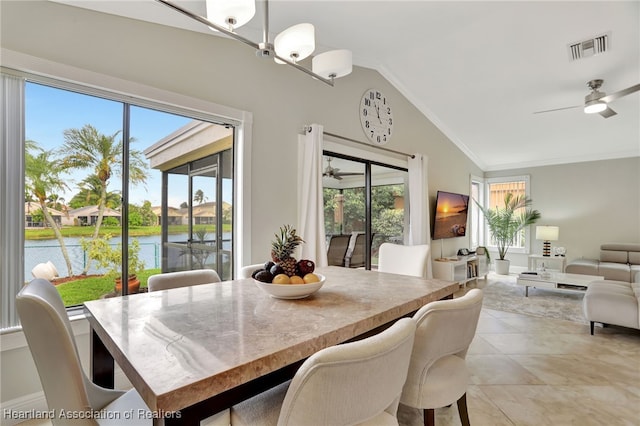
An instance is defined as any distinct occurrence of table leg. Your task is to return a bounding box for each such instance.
[525,286,529,297]
[90,328,115,388]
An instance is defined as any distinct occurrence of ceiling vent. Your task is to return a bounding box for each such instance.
[568,33,609,61]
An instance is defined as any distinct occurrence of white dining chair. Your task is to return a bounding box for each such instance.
[400,288,484,426]
[147,268,221,292]
[16,278,152,425]
[378,243,430,278]
[231,317,417,426]
[239,263,266,279]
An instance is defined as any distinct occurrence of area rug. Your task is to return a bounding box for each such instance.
[477,273,587,324]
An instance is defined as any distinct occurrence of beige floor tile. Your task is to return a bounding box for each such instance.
[468,354,544,385]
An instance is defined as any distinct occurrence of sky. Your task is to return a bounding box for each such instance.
[25,82,218,208]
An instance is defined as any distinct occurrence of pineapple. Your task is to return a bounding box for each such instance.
[271,225,304,276]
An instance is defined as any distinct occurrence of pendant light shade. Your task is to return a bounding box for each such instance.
[584,100,607,114]
[206,0,255,30]
[312,49,353,79]
[274,23,315,64]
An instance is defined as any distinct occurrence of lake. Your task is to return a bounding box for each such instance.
[24,233,231,278]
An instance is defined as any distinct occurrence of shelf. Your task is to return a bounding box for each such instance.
[433,255,488,287]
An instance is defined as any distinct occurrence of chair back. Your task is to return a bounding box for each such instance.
[147,269,221,292]
[402,289,483,405]
[16,279,125,424]
[326,235,351,266]
[345,233,375,268]
[378,243,430,277]
[239,263,265,279]
[278,317,416,426]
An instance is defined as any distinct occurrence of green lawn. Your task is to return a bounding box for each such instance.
[57,268,161,306]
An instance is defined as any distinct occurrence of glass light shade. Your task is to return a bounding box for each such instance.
[536,226,559,241]
[312,49,353,79]
[274,23,315,64]
[206,0,255,30]
[584,100,607,114]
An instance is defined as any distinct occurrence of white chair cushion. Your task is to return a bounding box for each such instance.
[401,355,468,409]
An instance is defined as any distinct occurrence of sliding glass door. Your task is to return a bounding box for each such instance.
[322,153,408,270]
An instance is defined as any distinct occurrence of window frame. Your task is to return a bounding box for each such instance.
[1,62,251,330]
[476,174,533,255]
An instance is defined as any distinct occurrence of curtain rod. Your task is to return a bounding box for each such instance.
[303,126,415,158]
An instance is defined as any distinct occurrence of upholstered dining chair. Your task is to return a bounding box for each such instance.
[378,243,430,278]
[231,317,417,426]
[147,268,221,292]
[239,263,266,279]
[400,288,484,426]
[16,278,151,425]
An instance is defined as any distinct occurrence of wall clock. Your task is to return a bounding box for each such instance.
[359,88,394,145]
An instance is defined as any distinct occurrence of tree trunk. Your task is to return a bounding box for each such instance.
[82,181,108,274]
[39,201,73,277]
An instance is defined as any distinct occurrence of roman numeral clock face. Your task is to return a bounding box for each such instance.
[360,89,394,145]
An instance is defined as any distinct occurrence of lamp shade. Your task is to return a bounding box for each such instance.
[312,49,353,79]
[536,226,559,241]
[206,0,255,29]
[274,23,315,64]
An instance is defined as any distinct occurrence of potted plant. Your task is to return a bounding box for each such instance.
[476,193,541,274]
[82,235,145,294]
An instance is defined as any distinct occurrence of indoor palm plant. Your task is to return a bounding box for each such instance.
[476,193,541,274]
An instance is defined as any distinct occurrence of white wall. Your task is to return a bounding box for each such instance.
[0,0,481,410]
[486,157,640,266]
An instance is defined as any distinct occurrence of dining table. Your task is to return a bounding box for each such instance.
[84,266,459,425]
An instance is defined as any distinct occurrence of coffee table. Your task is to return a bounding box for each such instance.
[517,272,604,297]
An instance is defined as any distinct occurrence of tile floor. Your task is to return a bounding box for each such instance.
[16,291,640,426]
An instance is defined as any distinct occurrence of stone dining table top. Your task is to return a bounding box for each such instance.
[84,266,458,415]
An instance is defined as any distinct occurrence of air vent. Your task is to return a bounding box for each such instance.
[568,33,609,61]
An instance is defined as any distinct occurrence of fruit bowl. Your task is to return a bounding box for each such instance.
[254,274,325,299]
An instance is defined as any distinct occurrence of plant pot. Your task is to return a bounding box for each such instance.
[494,259,510,275]
[115,275,140,294]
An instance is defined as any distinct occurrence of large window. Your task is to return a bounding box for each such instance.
[2,72,236,328]
[475,175,532,253]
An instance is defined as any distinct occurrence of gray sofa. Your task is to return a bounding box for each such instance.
[565,243,640,282]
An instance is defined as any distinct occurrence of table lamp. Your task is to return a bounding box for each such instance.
[536,226,559,257]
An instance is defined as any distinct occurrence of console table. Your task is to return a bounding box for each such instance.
[528,254,566,272]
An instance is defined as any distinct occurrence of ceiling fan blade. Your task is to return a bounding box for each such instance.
[599,106,617,118]
[599,83,640,103]
[334,172,364,177]
[533,105,581,114]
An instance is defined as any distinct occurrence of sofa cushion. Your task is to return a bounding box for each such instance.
[629,251,640,265]
[601,243,640,252]
[600,250,628,264]
[598,262,632,282]
[565,259,599,276]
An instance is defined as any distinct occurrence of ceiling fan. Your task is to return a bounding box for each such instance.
[534,79,640,119]
[322,157,363,180]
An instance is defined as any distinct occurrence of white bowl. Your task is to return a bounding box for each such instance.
[253,274,325,299]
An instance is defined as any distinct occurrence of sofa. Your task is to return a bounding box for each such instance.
[583,279,640,334]
[565,243,640,282]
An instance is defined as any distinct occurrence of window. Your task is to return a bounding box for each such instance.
[476,175,532,253]
[322,153,408,269]
[1,71,239,329]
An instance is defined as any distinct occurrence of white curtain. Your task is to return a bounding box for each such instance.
[297,124,328,266]
[408,153,433,277]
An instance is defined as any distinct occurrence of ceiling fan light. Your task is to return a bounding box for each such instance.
[274,23,315,64]
[206,0,256,30]
[312,49,353,79]
[584,100,607,114]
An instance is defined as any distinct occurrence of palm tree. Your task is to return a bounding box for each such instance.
[194,189,206,205]
[25,143,74,277]
[59,124,149,273]
[69,174,121,209]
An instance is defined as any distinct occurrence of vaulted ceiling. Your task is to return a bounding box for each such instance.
[52,1,640,171]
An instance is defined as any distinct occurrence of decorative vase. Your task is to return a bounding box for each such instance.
[494,259,510,275]
[115,275,140,294]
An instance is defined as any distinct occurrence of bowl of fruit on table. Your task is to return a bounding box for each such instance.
[252,225,324,299]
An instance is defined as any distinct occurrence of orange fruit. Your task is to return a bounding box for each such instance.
[303,273,320,284]
[272,274,291,284]
[290,275,304,285]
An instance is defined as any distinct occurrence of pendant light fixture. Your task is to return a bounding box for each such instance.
[156,0,352,86]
